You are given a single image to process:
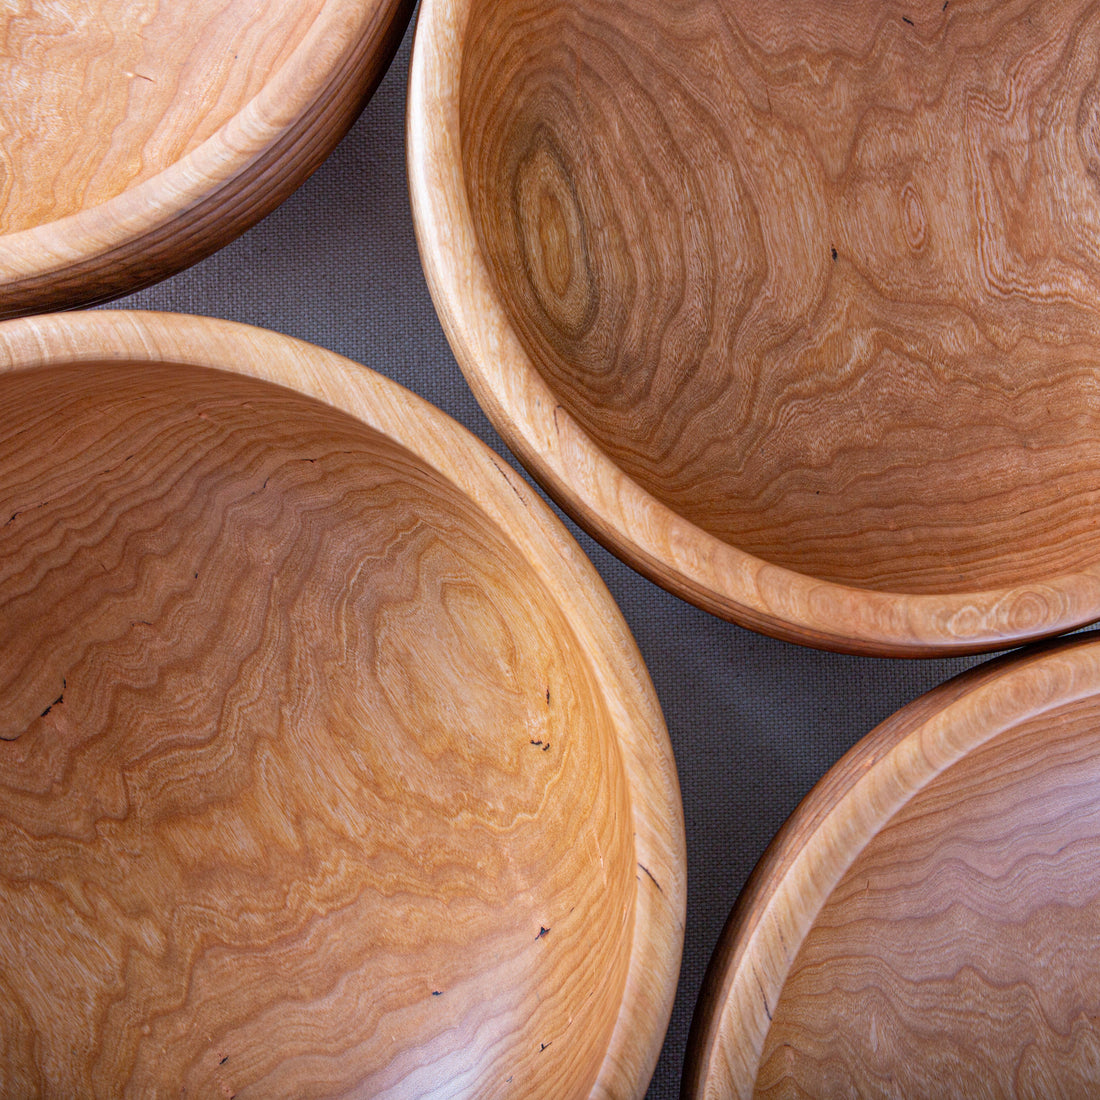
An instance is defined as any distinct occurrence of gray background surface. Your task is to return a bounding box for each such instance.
[113,20,988,1097]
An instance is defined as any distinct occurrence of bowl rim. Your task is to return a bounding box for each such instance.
[0,308,687,1098]
[0,0,414,315]
[405,0,1100,658]
[682,630,1100,1098]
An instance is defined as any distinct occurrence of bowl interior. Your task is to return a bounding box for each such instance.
[758,688,1100,1094]
[1,0,325,232]
[0,361,635,1096]
[460,0,1100,595]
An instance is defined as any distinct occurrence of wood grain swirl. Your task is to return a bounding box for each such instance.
[0,314,685,1099]
[0,0,414,316]
[461,0,1100,594]
[684,633,1100,1099]
[411,0,1100,652]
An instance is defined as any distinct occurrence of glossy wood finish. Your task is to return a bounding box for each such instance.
[684,632,1100,1099]
[0,311,685,1098]
[409,0,1100,655]
[0,0,413,317]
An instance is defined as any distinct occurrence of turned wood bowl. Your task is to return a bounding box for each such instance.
[0,311,684,1097]
[684,631,1100,1099]
[0,0,413,318]
[409,0,1100,656]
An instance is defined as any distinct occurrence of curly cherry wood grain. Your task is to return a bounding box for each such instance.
[684,632,1100,1099]
[0,0,413,317]
[0,311,685,1098]
[409,0,1100,655]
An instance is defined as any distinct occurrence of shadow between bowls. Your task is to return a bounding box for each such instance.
[407,0,1100,658]
[684,630,1100,1098]
[0,0,414,318]
[0,310,685,1098]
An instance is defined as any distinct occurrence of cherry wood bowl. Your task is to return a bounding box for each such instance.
[0,311,684,1098]
[0,0,413,318]
[685,631,1100,1099]
[409,0,1100,657]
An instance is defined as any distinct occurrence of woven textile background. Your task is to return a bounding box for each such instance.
[113,18,988,1097]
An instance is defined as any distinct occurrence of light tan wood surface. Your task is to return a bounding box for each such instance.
[684,631,1100,1099]
[409,0,1100,656]
[0,310,685,1098]
[0,0,413,317]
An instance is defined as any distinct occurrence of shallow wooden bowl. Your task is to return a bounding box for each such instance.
[409,0,1100,656]
[0,0,413,317]
[685,632,1100,1099]
[0,311,684,1098]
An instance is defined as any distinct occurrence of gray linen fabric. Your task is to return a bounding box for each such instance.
[112,19,988,1096]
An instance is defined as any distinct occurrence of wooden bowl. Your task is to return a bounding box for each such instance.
[684,631,1100,1099]
[408,0,1100,657]
[0,311,684,1098]
[0,0,413,318]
